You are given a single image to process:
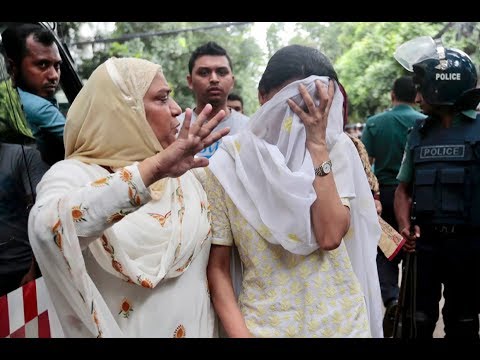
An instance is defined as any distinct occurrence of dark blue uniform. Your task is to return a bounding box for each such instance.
[406,114,480,338]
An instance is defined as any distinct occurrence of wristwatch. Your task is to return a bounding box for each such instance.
[314,159,332,177]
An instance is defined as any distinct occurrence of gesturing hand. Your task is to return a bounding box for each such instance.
[287,79,335,149]
[140,104,230,185]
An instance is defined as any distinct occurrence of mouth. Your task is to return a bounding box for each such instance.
[207,87,222,94]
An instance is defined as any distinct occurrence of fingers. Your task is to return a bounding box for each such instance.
[178,108,192,139]
[192,156,209,169]
[325,80,335,114]
[194,104,213,129]
[202,127,230,148]
[202,109,226,133]
[288,79,335,122]
[413,225,421,238]
[187,104,226,141]
[287,98,303,118]
[299,83,316,114]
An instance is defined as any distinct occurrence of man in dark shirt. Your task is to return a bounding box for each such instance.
[0,142,48,296]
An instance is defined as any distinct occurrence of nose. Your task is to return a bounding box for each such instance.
[170,99,182,117]
[47,66,60,82]
[209,71,219,83]
[415,91,423,104]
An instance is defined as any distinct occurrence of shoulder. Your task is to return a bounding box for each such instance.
[19,91,60,117]
[229,111,250,124]
[366,110,388,124]
[18,89,51,109]
[42,159,98,184]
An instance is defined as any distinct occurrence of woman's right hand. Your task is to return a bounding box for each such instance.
[139,104,230,186]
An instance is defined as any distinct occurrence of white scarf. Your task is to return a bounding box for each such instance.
[209,75,384,337]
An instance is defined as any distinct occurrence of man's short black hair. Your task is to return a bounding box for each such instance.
[188,41,232,74]
[1,23,56,67]
[228,92,243,105]
[393,76,416,103]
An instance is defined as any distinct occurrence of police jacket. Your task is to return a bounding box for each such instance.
[409,113,480,226]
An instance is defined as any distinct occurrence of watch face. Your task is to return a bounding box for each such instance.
[323,162,332,174]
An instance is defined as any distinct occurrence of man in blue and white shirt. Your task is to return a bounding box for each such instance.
[2,24,66,165]
[178,41,249,159]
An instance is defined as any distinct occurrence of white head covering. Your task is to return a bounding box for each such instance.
[210,76,343,255]
[209,75,383,337]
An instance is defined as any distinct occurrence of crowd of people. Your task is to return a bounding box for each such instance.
[1,23,479,339]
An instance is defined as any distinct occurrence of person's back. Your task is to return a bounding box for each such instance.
[362,76,426,186]
[1,24,66,165]
[178,42,249,159]
[0,142,48,296]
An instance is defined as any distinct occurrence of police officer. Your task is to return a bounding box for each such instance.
[394,36,480,339]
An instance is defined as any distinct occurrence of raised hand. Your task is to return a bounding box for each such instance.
[139,104,230,185]
[287,79,335,150]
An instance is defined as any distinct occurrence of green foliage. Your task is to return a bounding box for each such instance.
[292,22,480,122]
[71,22,263,116]
[64,22,480,121]
[0,79,34,143]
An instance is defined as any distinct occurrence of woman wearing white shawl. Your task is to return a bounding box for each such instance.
[206,45,383,337]
[27,57,229,337]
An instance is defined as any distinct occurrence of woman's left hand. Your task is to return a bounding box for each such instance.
[287,79,335,150]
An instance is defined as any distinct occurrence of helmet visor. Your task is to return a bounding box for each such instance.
[394,36,440,71]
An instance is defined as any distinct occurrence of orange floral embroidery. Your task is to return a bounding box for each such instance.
[200,201,207,214]
[92,303,102,337]
[127,181,141,207]
[101,235,114,254]
[176,254,193,273]
[93,310,99,326]
[107,210,127,224]
[119,298,133,318]
[112,259,123,273]
[148,211,171,227]
[71,205,87,222]
[137,275,153,289]
[52,219,61,233]
[52,219,63,249]
[91,177,110,187]
[173,324,186,338]
[120,168,133,182]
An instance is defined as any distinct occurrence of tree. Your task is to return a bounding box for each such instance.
[292,22,480,122]
[69,22,264,115]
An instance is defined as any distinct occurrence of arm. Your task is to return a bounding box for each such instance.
[33,104,230,246]
[394,134,419,252]
[36,102,67,138]
[288,81,349,251]
[207,245,252,337]
[309,143,350,250]
[394,182,419,253]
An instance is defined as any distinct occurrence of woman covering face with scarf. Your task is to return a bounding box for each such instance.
[28,57,229,337]
[206,45,383,338]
